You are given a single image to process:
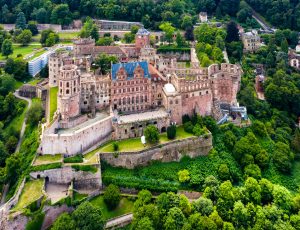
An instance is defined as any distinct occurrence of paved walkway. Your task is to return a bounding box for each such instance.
[13,90,32,153]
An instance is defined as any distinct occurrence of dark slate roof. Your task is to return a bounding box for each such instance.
[111,61,150,81]
[136,28,150,36]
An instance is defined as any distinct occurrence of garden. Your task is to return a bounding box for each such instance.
[49,87,58,121]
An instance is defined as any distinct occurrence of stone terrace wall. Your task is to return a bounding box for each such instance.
[30,166,102,189]
[101,134,212,169]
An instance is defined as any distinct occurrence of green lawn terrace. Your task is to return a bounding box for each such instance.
[0,44,46,61]
[11,179,45,213]
[96,126,195,153]
[90,195,134,220]
[49,87,58,122]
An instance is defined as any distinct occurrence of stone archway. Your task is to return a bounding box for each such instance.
[161,127,166,133]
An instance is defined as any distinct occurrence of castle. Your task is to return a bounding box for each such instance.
[40,28,242,156]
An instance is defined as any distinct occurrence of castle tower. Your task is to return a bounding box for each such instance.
[73,37,95,56]
[135,28,151,50]
[57,65,81,128]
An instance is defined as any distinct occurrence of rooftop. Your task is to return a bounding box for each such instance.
[136,28,150,36]
[117,108,169,124]
[111,61,150,81]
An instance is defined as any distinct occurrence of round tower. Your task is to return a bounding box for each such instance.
[58,65,81,127]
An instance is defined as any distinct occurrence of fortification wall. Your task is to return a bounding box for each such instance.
[30,166,102,189]
[40,116,112,156]
[101,134,213,169]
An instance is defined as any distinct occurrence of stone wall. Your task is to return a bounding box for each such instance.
[30,166,102,189]
[158,51,191,61]
[40,116,112,156]
[101,134,212,169]
[41,204,73,230]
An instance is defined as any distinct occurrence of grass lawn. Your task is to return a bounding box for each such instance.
[28,78,41,86]
[83,149,99,164]
[13,179,44,211]
[99,126,194,153]
[49,87,58,121]
[33,154,62,166]
[0,44,42,60]
[90,196,134,220]
[58,32,79,40]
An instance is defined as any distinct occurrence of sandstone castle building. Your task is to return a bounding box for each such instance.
[40,28,242,155]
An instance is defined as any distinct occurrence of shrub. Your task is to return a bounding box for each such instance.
[144,125,159,144]
[193,124,206,136]
[167,125,177,140]
[63,155,83,163]
[113,142,119,151]
[25,212,45,230]
[103,184,121,210]
[71,165,98,173]
[178,169,190,183]
[184,121,194,133]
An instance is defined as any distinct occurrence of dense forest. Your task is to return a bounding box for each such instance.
[2,0,300,31]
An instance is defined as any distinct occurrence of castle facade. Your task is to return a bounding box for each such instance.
[40,28,242,156]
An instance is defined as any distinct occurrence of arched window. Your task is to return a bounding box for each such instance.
[66,82,69,87]
[66,89,69,94]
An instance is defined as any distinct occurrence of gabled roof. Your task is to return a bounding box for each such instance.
[136,28,150,36]
[111,61,150,81]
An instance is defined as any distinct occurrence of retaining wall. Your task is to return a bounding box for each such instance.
[101,134,212,169]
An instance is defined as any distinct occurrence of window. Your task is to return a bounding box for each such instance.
[66,82,69,87]
[66,89,69,94]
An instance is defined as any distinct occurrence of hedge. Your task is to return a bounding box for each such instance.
[30,162,62,172]
[71,165,98,173]
[63,154,83,163]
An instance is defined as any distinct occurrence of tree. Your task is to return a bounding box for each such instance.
[96,37,113,46]
[184,27,194,41]
[218,164,231,181]
[273,142,294,173]
[244,164,261,180]
[1,39,13,57]
[40,29,59,47]
[103,184,121,210]
[134,217,154,230]
[178,169,190,183]
[292,128,300,158]
[5,136,18,154]
[215,35,225,50]
[181,15,193,30]
[167,125,176,140]
[144,125,159,144]
[27,101,43,126]
[233,201,249,228]
[159,22,175,44]
[0,74,16,96]
[272,184,292,211]
[281,39,289,53]
[193,197,213,216]
[26,22,38,36]
[94,53,118,75]
[0,141,8,167]
[164,207,186,230]
[175,31,186,47]
[52,213,76,230]
[5,154,22,184]
[51,4,72,25]
[90,25,99,41]
[16,29,32,46]
[179,194,191,216]
[72,202,105,230]
[15,12,26,30]
[226,21,239,43]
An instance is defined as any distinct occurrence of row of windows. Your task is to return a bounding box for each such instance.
[114,86,148,94]
[113,79,148,86]
[114,96,148,105]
